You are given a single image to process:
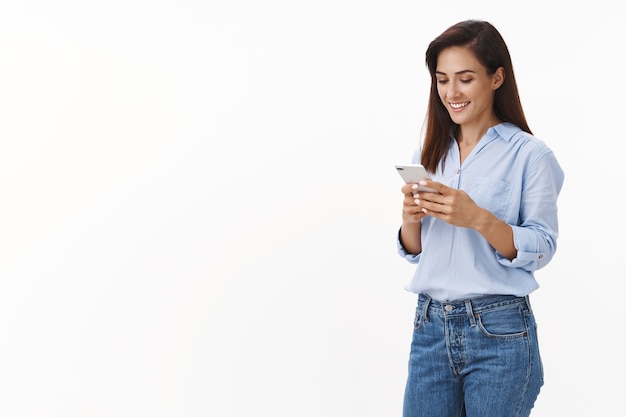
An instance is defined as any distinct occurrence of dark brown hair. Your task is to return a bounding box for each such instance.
[421,20,531,172]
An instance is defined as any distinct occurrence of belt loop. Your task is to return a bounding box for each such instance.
[465,299,476,327]
[524,295,533,314]
[422,295,432,322]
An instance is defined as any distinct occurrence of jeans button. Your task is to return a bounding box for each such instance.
[444,304,453,312]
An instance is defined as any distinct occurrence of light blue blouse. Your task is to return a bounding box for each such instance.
[397,122,564,301]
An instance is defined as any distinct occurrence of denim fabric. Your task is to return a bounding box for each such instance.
[403,294,544,417]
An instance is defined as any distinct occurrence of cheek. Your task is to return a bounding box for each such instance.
[437,86,447,103]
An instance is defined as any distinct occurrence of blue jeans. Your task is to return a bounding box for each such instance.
[403,294,544,417]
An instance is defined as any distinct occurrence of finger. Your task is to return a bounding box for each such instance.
[401,183,417,195]
[419,179,447,194]
[418,198,447,215]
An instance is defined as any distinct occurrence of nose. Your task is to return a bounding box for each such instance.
[447,81,461,99]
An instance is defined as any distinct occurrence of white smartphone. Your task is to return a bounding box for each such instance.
[395,164,438,193]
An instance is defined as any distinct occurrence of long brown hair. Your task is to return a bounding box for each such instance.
[421,20,531,173]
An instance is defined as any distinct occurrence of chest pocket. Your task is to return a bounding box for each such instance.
[464,176,513,220]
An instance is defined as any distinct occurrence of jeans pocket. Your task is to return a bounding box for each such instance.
[413,310,425,332]
[476,305,528,339]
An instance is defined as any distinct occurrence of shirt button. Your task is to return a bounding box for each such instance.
[538,254,544,259]
[456,169,460,174]
[445,305,453,312]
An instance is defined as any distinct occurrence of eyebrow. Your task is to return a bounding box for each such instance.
[435,69,476,76]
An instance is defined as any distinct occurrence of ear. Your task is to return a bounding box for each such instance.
[492,67,505,90]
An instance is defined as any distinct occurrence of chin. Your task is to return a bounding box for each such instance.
[448,114,465,125]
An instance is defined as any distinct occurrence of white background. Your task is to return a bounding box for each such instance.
[0,1,621,416]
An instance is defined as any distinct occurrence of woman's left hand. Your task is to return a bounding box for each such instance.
[414,180,481,229]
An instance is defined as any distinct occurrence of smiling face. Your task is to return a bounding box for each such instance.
[435,46,504,129]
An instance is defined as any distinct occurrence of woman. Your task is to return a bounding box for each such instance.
[398,20,564,417]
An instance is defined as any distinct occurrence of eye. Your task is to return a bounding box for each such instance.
[437,79,448,85]
[460,79,473,84]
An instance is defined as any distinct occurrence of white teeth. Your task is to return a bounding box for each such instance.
[450,102,469,109]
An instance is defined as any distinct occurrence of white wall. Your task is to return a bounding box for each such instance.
[0,1,620,416]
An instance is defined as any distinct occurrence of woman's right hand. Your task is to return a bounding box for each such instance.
[400,183,425,255]
[402,183,427,224]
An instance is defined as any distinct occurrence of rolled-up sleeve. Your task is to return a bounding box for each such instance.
[397,228,421,263]
[497,150,564,272]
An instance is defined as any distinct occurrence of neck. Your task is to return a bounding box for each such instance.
[457,118,501,146]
